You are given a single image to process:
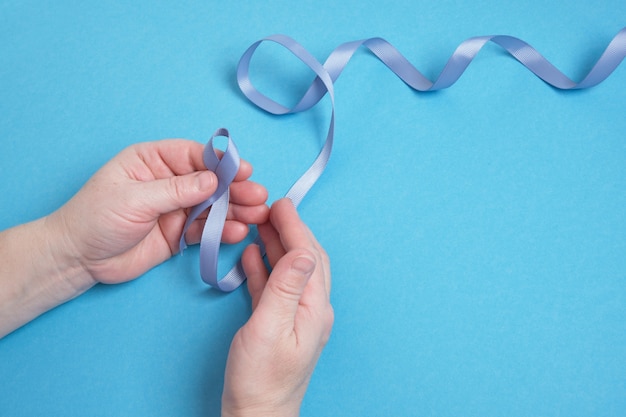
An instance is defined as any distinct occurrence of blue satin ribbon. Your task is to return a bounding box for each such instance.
[179,128,244,291]
[184,28,626,291]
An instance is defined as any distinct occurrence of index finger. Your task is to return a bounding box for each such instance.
[133,139,254,181]
[269,199,315,251]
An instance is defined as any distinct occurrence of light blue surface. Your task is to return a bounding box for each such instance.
[1,1,625,416]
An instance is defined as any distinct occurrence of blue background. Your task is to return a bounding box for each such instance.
[1,1,625,416]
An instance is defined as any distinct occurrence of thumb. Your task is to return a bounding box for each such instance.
[253,249,317,333]
[137,170,218,215]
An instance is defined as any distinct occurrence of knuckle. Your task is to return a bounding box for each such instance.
[292,247,316,260]
[324,305,335,329]
[168,176,187,202]
[319,305,335,346]
[319,247,330,265]
[269,274,304,300]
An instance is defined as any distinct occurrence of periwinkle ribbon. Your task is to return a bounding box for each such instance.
[179,128,244,292]
[186,29,626,292]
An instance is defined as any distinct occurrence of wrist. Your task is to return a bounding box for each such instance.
[0,216,95,337]
[221,405,300,417]
[41,213,97,297]
[221,394,301,417]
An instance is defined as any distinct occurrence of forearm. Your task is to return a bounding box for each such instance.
[0,216,95,338]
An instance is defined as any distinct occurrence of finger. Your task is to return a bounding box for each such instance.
[234,159,253,182]
[242,244,268,311]
[298,249,331,308]
[135,170,218,216]
[296,233,331,302]
[269,198,315,252]
[183,220,254,245]
[132,139,255,180]
[302,227,332,298]
[270,199,331,301]
[196,146,254,182]
[220,221,250,244]
[258,221,286,268]
[227,203,270,225]
[252,249,317,335]
[209,151,253,182]
[321,246,331,297]
[229,180,268,206]
[131,140,207,178]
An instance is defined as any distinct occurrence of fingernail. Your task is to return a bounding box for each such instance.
[196,171,215,191]
[291,255,316,275]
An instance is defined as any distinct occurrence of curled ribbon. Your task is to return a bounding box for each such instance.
[185,29,626,291]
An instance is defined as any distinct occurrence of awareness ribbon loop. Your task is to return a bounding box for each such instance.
[185,29,626,291]
[179,128,242,291]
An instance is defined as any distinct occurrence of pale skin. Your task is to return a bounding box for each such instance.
[0,139,333,417]
[224,199,333,417]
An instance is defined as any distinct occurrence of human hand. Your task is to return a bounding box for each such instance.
[46,139,268,286]
[222,199,333,417]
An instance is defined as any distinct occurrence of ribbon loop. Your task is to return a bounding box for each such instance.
[184,29,626,292]
[179,128,241,291]
[237,28,626,208]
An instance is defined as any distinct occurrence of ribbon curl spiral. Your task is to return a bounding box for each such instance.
[182,29,626,291]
